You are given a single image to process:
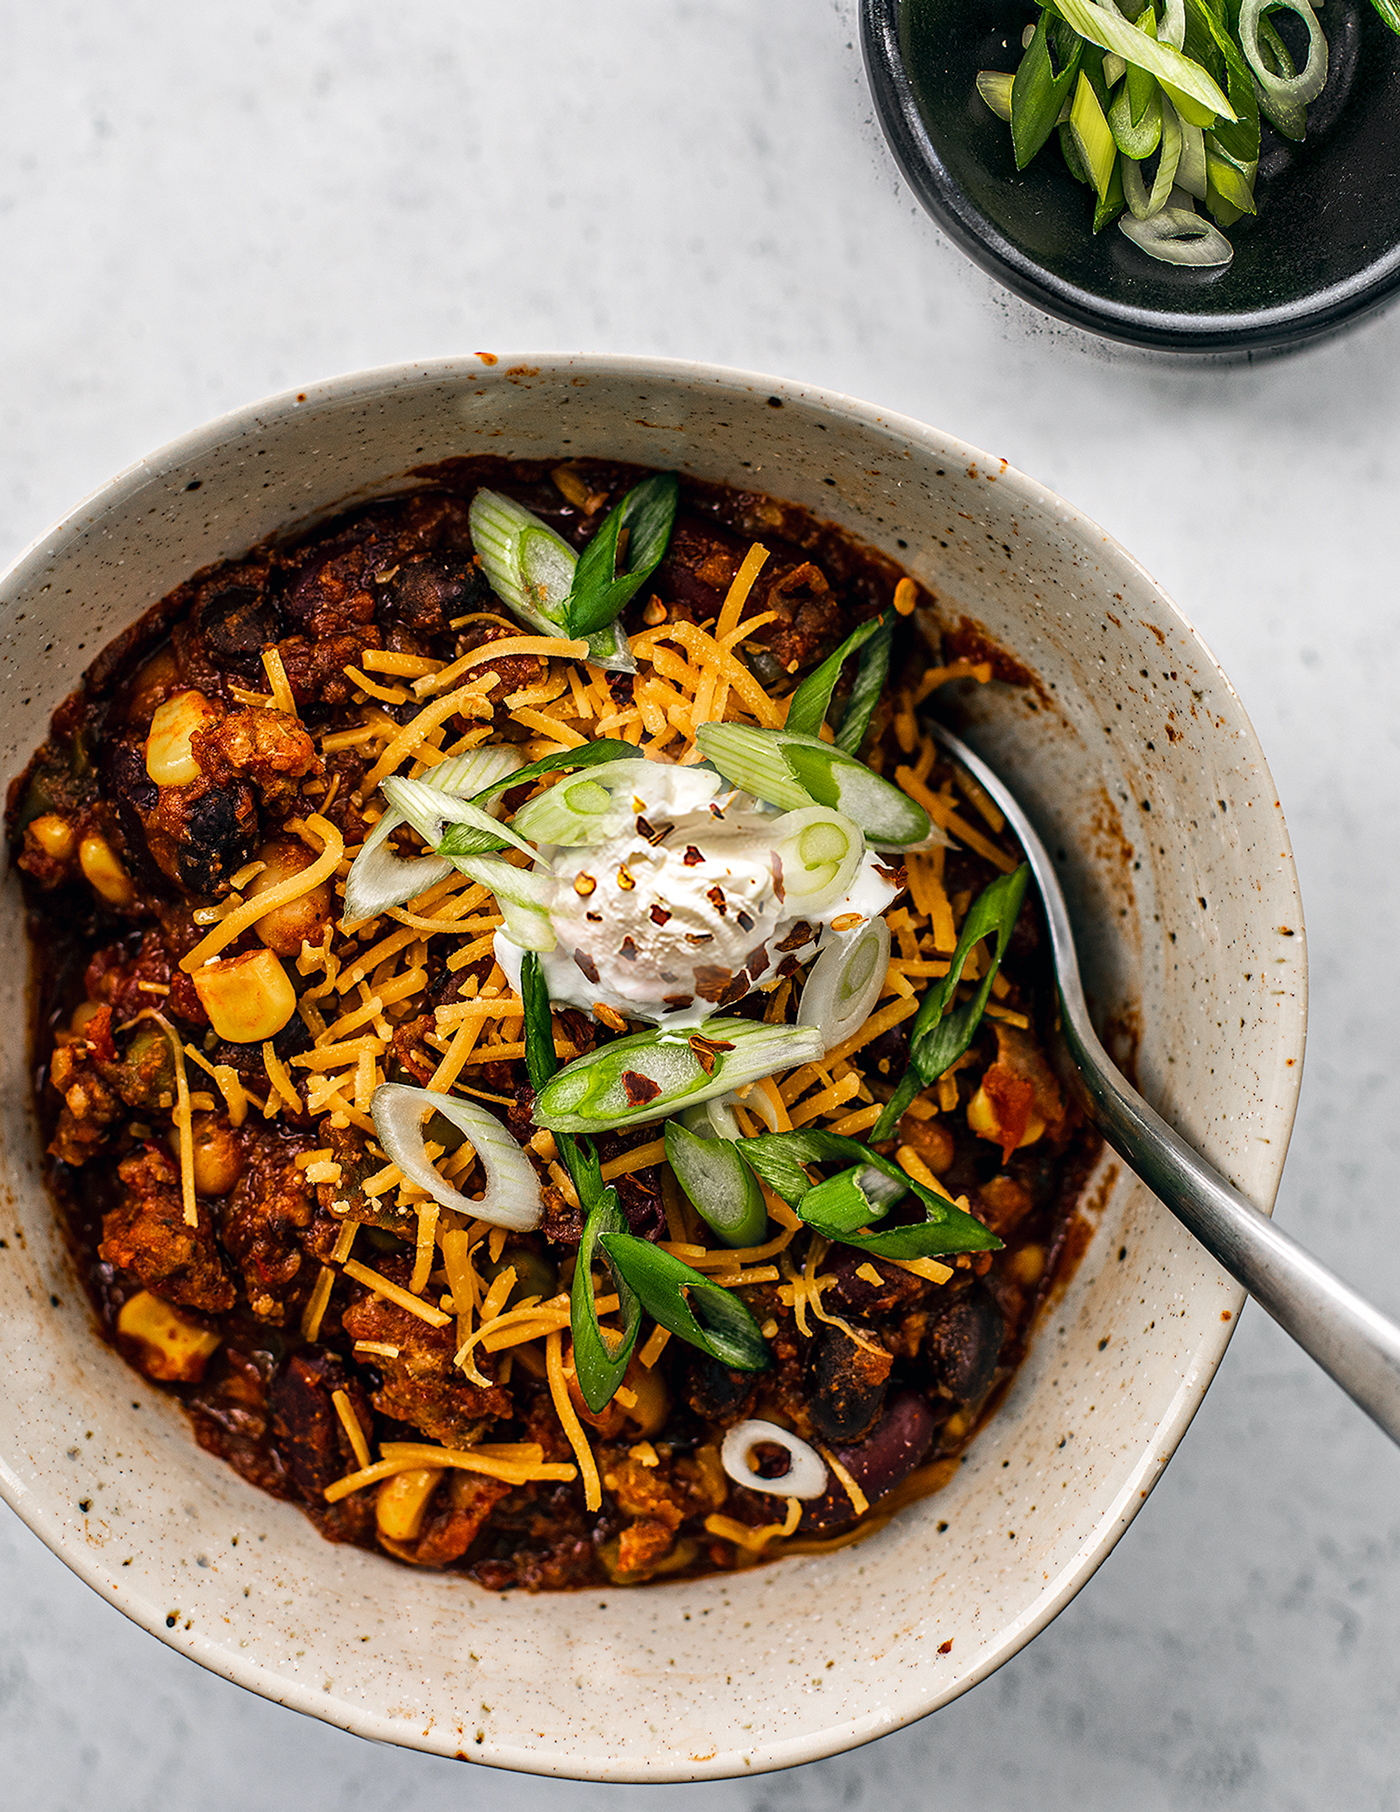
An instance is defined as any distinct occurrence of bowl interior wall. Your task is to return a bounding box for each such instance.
[0,357,1305,1779]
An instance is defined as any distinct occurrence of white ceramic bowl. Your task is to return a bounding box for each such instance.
[0,355,1306,1781]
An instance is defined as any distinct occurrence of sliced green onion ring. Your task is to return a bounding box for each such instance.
[1176,117,1209,199]
[1239,0,1328,106]
[341,745,522,925]
[835,615,894,755]
[371,1082,542,1231]
[664,1119,769,1248]
[771,806,866,915]
[598,1232,771,1371]
[570,1189,641,1412]
[1123,94,1184,217]
[533,1018,825,1134]
[1109,78,1163,158]
[510,757,660,848]
[521,951,603,1209]
[1119,204,1235,264]
[796,916,890,1053]
[681,1094,744,1140]
[720,1420,827,1499]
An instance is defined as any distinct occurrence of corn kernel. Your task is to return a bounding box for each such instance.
[145,688,218,787]
[29,813,77,860]
[78,834,135,906]
[116,1289,220,1382]
[1008,1243,1046,1287]
[192,947,297,1042]
[376,1467,443,1542]
[967,1084,1045,1152]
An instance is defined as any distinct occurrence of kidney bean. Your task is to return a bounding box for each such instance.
[798,1390,937,1533]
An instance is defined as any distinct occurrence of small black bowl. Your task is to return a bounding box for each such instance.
[861,0,1400,351]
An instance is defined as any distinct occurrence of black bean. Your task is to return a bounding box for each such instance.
[924,1290,1005,1405]
[686,1355,757,1423]
[808,1323,891,1444]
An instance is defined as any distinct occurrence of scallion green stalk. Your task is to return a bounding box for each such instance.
[870,864,1030,1143]
[570,1190,642,1411]
[598,1232,771,1371]
[694,722,931,848]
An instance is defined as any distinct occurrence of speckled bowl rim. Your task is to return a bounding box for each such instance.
[0,354,1306,1778]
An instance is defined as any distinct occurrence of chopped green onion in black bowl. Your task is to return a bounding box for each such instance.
[861,0,1400,351]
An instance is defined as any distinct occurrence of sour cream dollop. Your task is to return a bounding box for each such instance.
[493,762,901,1028]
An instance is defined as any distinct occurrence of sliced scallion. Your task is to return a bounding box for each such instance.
[1122,93,1183,217]
[598,1231,771,1371]
[371,1083,542,1231]
[1069,71,1118,201]
[1110,77,1163,159]
[977,69,1015,121]
[796,916,890,1053]
[694,723,931,848]
[570,1189,641,1412]
[783,614,890,740]
[1119,203,1235,264]
[449,853,557,950]
[1239,0,1328,108]
[521,950,603,1209]
[870,863,1030,1142]
[467,486,636,673]
[532,1017,825,1135]
[1010,6,1084,167]
[1051,0,1235,121]
[738,1129,1001,1258]
[720,1420,827,1499]
[771,806,866,915]
[1176,117,1209,199]
[341,745,522,925]
[384,773,544,868]
[835,615,894,755]
[566,473,680,638]
[664,1119,768,1248]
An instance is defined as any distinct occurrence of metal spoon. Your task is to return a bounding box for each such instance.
[931,721,1400,1446]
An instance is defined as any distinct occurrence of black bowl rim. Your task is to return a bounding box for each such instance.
[860,0,1400,352]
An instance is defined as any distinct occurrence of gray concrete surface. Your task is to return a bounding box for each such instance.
[2,3,1398,1806]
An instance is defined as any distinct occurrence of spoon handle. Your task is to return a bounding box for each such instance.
[1061,1010,1400,1446]
[928,721,1400,1446]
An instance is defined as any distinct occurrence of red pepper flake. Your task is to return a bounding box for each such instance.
[649,904,671,926]
[619,936,639,962]
[622,1070,661,1106]
[663,993,694,1010]
[682,846,704,866]
[937,1639,953,1655]
[735,909,754,933]
[706,885,728,916]
[585,911,602,923]
[687,1032,736,1076]
[572,948,601,984]
[574,873,597,897]
[685,931,713,946]
[777,920,815,952]
[617,863,636,891]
